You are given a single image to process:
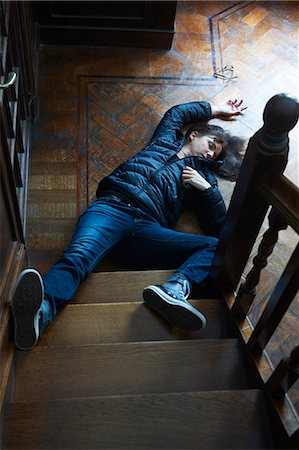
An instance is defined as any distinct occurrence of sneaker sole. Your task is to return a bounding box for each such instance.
[143,285,207,332]
[11,269,44,350]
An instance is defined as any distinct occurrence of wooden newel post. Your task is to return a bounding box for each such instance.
[210,93,299,291]
[266,346,299,397]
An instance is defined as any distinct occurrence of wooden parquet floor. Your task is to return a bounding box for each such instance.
[27,1,298,408]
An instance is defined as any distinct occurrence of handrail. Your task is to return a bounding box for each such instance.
[256,174,299,234]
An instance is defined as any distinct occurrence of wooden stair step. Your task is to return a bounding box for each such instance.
[3,390,273,449]
[74,269,174,303]
[14,339,249,401]
[38,299,231,346]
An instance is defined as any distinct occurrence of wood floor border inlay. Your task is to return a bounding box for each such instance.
[209,1,255,76]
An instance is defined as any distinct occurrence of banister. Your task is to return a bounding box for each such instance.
[211,94,299,440]
[211,93,299,291]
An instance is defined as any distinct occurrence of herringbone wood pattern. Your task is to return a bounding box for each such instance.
[27,1,298,410]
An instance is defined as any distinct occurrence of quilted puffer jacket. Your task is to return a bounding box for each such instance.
[96,101,226,237]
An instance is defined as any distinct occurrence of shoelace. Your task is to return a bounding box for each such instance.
[165,279,190,301]
[178,279,191,299]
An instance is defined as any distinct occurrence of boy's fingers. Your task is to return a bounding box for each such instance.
[227,99,244,108]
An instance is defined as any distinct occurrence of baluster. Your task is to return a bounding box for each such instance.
[266,346,299,397]
[248,242,299,353]
[232,209,287,318]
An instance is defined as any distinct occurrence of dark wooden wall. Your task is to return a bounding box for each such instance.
[0,0,39,436]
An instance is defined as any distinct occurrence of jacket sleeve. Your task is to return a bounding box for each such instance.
[193,185,227,237]
[150,101,212,142]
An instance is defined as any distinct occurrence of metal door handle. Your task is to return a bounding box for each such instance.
[0,71,17,89]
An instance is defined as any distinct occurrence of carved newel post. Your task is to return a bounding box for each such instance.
[257,93,299,174]
[210,93,299,291]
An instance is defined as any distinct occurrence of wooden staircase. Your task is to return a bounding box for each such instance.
[3,270,276,449]
[1,93,298,448]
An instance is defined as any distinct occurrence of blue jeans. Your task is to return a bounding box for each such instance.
[43,197,218,317]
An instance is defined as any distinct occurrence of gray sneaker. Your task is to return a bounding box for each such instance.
[11,268,44,350]
[143,277,207,331]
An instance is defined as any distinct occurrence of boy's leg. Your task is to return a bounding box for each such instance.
[12,200,135,349]
[43,200,135,313]
[112,219,218,331]
[113,218,218,284]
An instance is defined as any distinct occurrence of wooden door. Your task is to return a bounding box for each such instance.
[35,1,177,49]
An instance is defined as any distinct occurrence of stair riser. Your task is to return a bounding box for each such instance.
[38,300,231,347]
[74,270,173,303]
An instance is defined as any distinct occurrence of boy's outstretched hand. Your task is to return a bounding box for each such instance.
[211,99,248,119]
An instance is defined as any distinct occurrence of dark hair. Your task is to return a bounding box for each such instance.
[185,124,225,145]
[185,123,247,181]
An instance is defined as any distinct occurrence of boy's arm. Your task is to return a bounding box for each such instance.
[193,186,227,237]
[182,167,226,237]
[150,101,212,142]
[150,98,247,142]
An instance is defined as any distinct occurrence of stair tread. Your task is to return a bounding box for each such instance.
[3,389,273,449]
[38,299,231,346]
[74,269,175,303]
[15,339,249,401]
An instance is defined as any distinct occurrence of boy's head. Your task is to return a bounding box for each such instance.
[185,123,246,181]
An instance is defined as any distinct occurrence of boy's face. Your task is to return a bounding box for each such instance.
[189,131,223,160]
